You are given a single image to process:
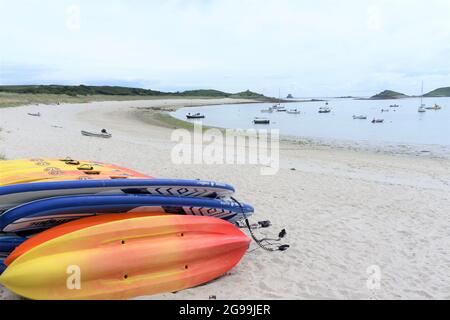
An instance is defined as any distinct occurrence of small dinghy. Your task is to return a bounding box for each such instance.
[425,104,442,110]
[353,115,367,120]
[381,109,389,112]
[27,112,41,117]
[287,109,301,114]
[186,113,205,119]
[261,107,274,113]
[389,104,400,108]
[253,117,270,124]
[371,119,384,123]
[81,130,112,139]
[318,107,331,113]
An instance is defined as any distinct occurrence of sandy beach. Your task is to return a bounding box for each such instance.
[1,99,450,300]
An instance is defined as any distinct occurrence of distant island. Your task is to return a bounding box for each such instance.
[370,90,409,100]
[424,87,450,97]
[370,86,450,100]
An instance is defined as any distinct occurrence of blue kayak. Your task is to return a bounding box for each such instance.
[0,179,235,212]
[0,259,5,275]
[0,194,253,233]
[0,234,27,256]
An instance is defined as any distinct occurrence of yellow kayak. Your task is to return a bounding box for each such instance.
[0,158,152,186]
[0,215,250,300]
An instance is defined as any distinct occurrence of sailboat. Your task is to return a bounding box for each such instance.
[273,88,283,109]
[418,82,426,113]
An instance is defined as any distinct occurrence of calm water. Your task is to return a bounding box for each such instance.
[172,97,450,153]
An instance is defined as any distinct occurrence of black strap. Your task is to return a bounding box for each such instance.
[230,197,290,252]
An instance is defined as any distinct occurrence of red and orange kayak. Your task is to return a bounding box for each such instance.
[4,212,166,265]
[0,215,250,299]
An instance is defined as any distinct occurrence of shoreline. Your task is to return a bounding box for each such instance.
[1,99,450,300]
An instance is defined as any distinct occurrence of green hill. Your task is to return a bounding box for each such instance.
[0,85,164,96]
[424,87,450,97]
[178,89,229,97]
[0,85,269,100]
[230,90,266,99]
[370,90,409,100]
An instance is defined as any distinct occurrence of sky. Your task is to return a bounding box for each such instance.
[1,0,449,97]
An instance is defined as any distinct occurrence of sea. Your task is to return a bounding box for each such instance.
[171,97,450,157]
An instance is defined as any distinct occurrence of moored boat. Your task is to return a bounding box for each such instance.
[318,107,331,113]
[425,104,442,110]
[417,82,427,113]
[186,113,205,119]
[81,130,112,138]
[261,107,274,113]
[253,117,270,124]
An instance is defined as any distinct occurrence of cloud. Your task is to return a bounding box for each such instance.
[0,0,449,96]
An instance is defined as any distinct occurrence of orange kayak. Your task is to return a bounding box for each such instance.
[5,212,166,265]
[0,215,250,300]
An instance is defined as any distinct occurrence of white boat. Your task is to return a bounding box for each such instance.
[253,117,270,124]
[318,107,331,113]
[261,107,274,113]
[418,82,426,113]
[287,109,301,114]
[27,112,41,117]
[276,107,287,112]
[371,119,384,123]
[81,130,112,138]
[353,115,367,120]
[381,109,389,112]
[389,104,400,108]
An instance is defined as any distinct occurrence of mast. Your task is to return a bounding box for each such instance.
[420,81,424,107]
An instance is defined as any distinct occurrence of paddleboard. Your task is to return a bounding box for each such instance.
[0,194,253,233]
[0,215,251,299]
[0,179,235,212]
